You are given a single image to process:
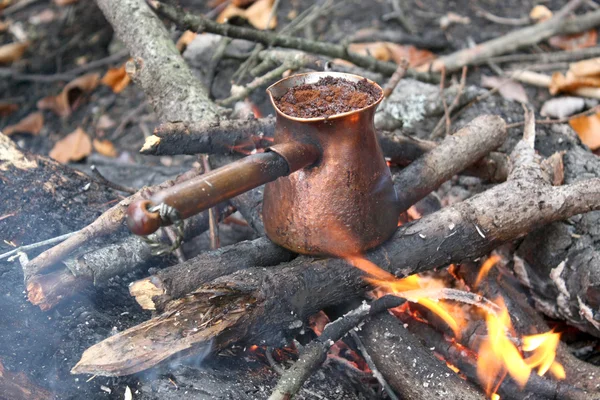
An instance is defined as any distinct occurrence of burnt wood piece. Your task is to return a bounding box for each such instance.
[26,203,234,310]
[359,313,485,400]
[129,236,295,310]
[144,117,510,183]
[0,361,52,400]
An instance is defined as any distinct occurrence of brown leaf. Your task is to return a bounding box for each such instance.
[549,71,600,95]
[569,112,600,150]
[0,0,11,10]
[217,0,277,30]
[2,112,44,136]
[37,72,100,117]
[49,127,92,163]
[0,41,30,65]
[481,75,528,103]
[176,30,197,53]
[569,57,600,78]
[0,20,10,32]
[549,30,597,51]
[101,64,131,93]
[0,101,18,116]
[54,0,79,5]
[349,42,435,67]
[93,138,117,158]
[529,5,552,22]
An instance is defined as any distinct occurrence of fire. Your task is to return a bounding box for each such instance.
[344,253,565,399]
[476,298,565,398]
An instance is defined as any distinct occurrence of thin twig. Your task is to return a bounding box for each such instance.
[0,231,80,261]
[431,66,467,138]
[472,6,530,26]
[382,59,409,98]
[487,46,600,65]
[505,104,600,129]
[349,331,399,400]
[265,347,286,375]
[2,0,41,15]
[90,165,137,194]
[201,155,220,250]
[111,101,149,140]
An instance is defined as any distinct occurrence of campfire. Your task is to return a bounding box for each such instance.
[2,0,600,399]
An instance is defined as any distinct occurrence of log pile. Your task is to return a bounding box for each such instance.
[3,0,600,399]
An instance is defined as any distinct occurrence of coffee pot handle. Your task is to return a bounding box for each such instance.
[126,142,320,236]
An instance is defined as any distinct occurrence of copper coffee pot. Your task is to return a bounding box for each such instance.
[127,72,400,256]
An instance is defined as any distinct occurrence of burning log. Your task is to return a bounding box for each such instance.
[144,116,509,182]
[71,113,600,376]
[358,313,485,400]
[0,360,51,400]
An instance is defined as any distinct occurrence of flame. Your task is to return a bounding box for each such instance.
[474,254,501,287]
[476,298,565,397]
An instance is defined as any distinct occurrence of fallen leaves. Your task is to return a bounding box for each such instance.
[569,112,600,150]
[348,42,435,67]
[0,102,18,116]
[37,73,100,117]
[0,41,30,64]
[217,0,277,30]
[92,138,117,158]
[481,75,528,103]
[2,112,44,136]
[176,30,197,52]
[550,58,600,95]
[101,64,131,93]
[549,30,598,51]
[49,127,92,163]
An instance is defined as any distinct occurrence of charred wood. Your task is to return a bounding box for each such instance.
[0,360,51,400]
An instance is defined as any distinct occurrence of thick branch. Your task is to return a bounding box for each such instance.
[151,1,436,82]
[432,9,600,72]
[95,0,220,122]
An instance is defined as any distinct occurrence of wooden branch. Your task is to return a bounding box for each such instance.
[129,236,295,310]
[24,167,203,279]
[143,116,510,182]
[95,0,221,122]
[151,1,437,82]
[26,203,234,310]
[348,29,451,51]
[431,8,600,72]
[0,360,51,400]
[359,313,485,400]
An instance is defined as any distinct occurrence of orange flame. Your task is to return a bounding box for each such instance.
[474,254,501,288]
[476,298,565,398]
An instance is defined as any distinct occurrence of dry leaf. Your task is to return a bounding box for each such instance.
[93,138,117,157]
[540,97,585,119]
[176,30,197,52]
[50,127,92,163]
[349,42,435,67]
[101,64,131,93]
[0,102,18,116]
[549,30,597,51]
[481,75,528,103]
[569,112,600,150]
[549,71,600,95]
[37,72,100,117]
[569,57,600,78]
[2,112,43,136]
[54,0,79,5]
[217,0,277,30]
[529,5,552,22]
[0,41,29,64]
[0,20,10,32]
[0,0,11,10]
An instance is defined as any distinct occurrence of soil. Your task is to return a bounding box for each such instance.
[274,76,381,118]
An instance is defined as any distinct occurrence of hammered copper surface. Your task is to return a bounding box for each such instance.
[263,72,400,256]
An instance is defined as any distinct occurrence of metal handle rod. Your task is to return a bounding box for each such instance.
[126,142,320,236]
